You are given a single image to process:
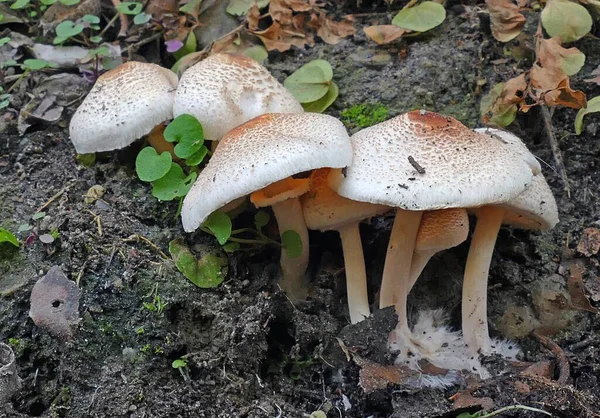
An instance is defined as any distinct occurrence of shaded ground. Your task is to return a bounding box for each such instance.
[1,2,600,417]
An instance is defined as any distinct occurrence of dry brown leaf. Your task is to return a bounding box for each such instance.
[451,390,494,410]
[353,355,418,393]
[530,63,565,91]
[577,227,600,257]
[252,21,314,51]
[145,0,178,18]
[247,4,261,30]
[363,25,407,45]
[269,0,293,25]
[486,0,526,42]
[520,360,554,379]
[314,12,356,44]
[544,78,587,109]
[567,262,598,313]
[538,37,584,75]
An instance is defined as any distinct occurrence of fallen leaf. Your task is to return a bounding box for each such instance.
[486,0,526,42]
[247,4,261,30]
[354,355,418,393]
[567,262,598,313]
[251,21,314,51]
[577,227,600,257]
[314,12,355,44]
[226,0,269,16]
[363,25,407,45]
[451,390,494,410]
[538,37,585,76]
[544,78,587,109]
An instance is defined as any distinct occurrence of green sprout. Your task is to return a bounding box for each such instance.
[172,358,190,381]
[142,284,168,315]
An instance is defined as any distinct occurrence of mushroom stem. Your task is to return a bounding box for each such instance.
[380,209,423,332]
[271,197,310,300]
[337,222,370,324]
[407,249,438,292]
[462,205,505,355]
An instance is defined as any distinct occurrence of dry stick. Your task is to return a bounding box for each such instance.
[123,234,169,259]
[36,180,77,213]
[110,0,130,38]
[531,331,570,385]
[540,106,571,198]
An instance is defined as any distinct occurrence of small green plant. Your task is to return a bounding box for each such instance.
[7,337,20,346]
[135,114,206,203]
[284,60,338,113]
[0,86,10,110]
[341,103,389,129]
[142,284,168,315]
[172,358,190,381]
[0,227,19,247]
[140,343,151,353]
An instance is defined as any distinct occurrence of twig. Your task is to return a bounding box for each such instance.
[36,180,77,213]
[540,106,570,197]
[87,210,103,236]
[99,13,120,38]
[123,233,169,259]
[127,31,164,58]
[76,259,88,287]
[110,0,129,38]
[531,331,570,385]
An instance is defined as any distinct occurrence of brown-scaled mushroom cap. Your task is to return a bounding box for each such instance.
[173,53,303,141]
[69,61,178,154]
[181,113,352,232]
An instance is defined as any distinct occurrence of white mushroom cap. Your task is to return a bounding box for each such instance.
[473,128,558,230]
[302,168,390,231]
[69,61,178,154]
[173,53,303,141]
[416,208,469,252]
[330,110,541,211]
[181,113,352,232]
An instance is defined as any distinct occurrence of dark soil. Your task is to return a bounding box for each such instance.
[1,2,600,417]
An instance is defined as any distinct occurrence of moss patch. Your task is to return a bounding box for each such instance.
[340,103,389,129]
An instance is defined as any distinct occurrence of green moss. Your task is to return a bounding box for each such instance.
[340,103,389,129]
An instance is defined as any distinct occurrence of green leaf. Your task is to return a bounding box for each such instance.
[133,11,152,25]
[479,82,517,127]
[0,228,19,247]
[151,163,197,201]
[174,31,197,60]
[32,212,46,220]
[179,0,201,16]
[301,81,339,113]
[10,0,30,9]
[281,230,302,258]
[310,412,327,418]
[172,359,187,368]
[53,37,68,45]
[168,239,228,288]
[55,20,84,38]
[204,211,232,245]
[184,146,208,166]
[136,147,172,182]
[243,45,268,64]
[164,114,204,145]
[574,96,600,135]
[284,60,333,103]
[222,242,240,253]
[59,0,80,5]
[82,14,100,23]
[226,0,269,16]
[22,59,52,70]
[541,0,592,43]
[89,35,103,43]
[392,1,446,32]
[254,211,270,229]
[40,0,57,5]
[116,1,143,15]
[0,37,10,47]
[76,153,96,167]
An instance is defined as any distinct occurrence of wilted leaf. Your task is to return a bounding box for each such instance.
[567,262,598,313]
[543,78,587,109]
[203,211,232,245]
[486,0,526,42]
[574,96,600,134]
[169,239,228,288]
[541,0,592,43]
[391,1,446,32]
[314,12,356,45]
[227,0,269,16]
[284,59,333,103]
[301,81,338,113]
[538,37,585,76]
[530,63,565,91]
[363,25,407,44]
[269,0,311,26]
[251,21,313,51]
[480,75,527,126]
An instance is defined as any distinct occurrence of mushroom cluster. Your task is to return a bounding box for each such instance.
[68,54,558,379]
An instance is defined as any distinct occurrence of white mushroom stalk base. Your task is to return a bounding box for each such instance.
[271,197,310,300]
[379,209,423,348]
[462,205,505,355]
[337,222,370,324]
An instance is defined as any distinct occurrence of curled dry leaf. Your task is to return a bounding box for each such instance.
[363,25,407,45]
[544,78,587,109]
[480,74,527,126]
[251,22,314,51]
[270,0,313,25]
[314,12,356,44]
[486,0,526,42]
[538,37,585,77]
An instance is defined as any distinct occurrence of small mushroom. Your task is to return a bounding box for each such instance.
[330,110,540,352]
[69,61,178,154]
[461,127,559,355]
[181,113,352,299]
[29,266,81,341]
[301,168,390,323]
[173,53,303,147]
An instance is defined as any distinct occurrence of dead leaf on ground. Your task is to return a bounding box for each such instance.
[520,360,554,379]
[313,12,356,44]
[247,4,261,31]
[450,390,494,410]
[363,25,407,45]
[251,22,314,51]
[353,355,419,393]
[567,262,598,313]
[486,0,526,42]
[577,227,600,257]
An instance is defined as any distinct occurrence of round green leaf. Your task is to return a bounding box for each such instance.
[82,14,100,23]
[281,230,303,259]
[172,359,187,368]
[204,211,232,245]
[55,20,84,38]
[174,140,203,159]
[184,146,208,166]
[168,239,228,288]
[164,114,204,145]
[254,211,270,229]
[541,0,592,43]
[10,0,30,9]
[135,147,172,182]
[301,81,339,113]
[284,60,334,103]
[392,1,446,32]
[133,11,152,25]
[116,1,143,15]
[226,0,269,16]
[22,59,52,70]
[152,163,196,201]
[574,96,600,135]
